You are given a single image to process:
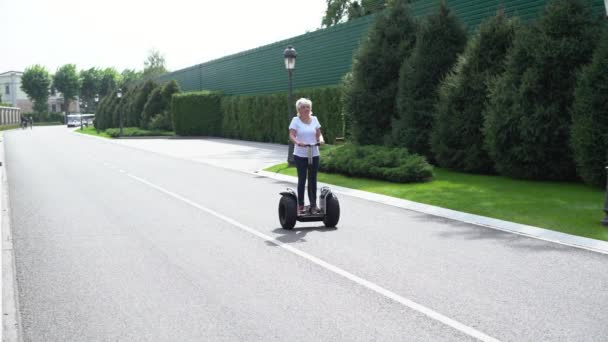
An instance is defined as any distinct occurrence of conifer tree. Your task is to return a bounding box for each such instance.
[393,2,467,159]
[484,0,601,180]
[570,26,608,187]
[431,11,517,173]
[345,0,417,145]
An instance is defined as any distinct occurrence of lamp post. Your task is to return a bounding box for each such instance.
[284,45,297,166]
[116,88,123,137]
[94,94,99,133]
[602,166,608,226]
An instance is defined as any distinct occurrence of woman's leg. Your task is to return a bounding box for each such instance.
[294,156,308,206]
[307,156,320,208]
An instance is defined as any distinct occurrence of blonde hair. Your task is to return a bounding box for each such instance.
[295,98,312,115]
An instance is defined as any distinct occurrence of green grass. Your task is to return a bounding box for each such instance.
[266,163,608,241]
[76,126,112,138]
[76,126,174,138]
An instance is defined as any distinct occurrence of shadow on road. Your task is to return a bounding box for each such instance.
[266,226,338,245]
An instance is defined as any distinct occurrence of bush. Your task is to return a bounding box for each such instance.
[484,0,601,180]
[571,26,608,187]
[221,87,343,144]
[105,127,173,138]
[431,11,518,173]
[173,91,223,136]
[392,2,467,159]
[345,0,417,145]
[321,143,433,183]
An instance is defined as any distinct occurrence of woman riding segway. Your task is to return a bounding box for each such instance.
[278,98,340,229]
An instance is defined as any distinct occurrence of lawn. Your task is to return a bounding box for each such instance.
[265,163,608,241]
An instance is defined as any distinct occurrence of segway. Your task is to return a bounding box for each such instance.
[278,143,340,230]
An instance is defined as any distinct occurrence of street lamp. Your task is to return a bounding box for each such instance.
[94,94,99,133]
[284,45,297,166]
[603,166,608,226]
[116,88,123,137]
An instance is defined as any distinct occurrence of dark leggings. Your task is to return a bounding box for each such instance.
[294,155,320,207]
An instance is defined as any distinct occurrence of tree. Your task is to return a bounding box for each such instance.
[142,49,168,79]
[53,64,81,114]
[570,26,608,187]
[345,0,417,145]
[121,69,143,87]
[484,0,601,180]
[21,65,51,114]
[322,0,387,27]
[322,0,350,27]
[100,68,120,97]
[392,1,467,159]
[80,67,102,110]
[431,11,518,173]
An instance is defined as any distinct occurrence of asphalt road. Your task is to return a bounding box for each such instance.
[4,126,608,341]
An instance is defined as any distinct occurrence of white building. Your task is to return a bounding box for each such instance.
[0,70,73,113]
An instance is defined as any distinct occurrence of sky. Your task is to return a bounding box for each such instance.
[1,0,327,74]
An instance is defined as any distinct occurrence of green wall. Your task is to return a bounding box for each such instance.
[158,0,605,95]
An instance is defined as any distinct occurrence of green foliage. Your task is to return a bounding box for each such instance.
[21,65,51,114]
[99,68,119,97]
[571,26,608,187]
[142,49,168,79]
[322,0,386,27]
[53,64,81,113]
[80,68,102,107]
[138,80,180,129]
[393,2,467,159]
[126,80,157,127]
[141,87,163,128]
[484,0,601,180]
[346,0,417,145]
[220,87,343,144]
[105,127,174,138]
[431,11,518,173]
[321,143,433,183]
[173,91,224,136]
[340,72,354,139]
[120,69,143,87]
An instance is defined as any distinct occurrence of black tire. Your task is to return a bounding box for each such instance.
[323,194,340,228]
[279,195,297,230]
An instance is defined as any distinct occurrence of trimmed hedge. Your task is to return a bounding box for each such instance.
[172,91,223,136]
[321,143,433,183]
[221,87,343,144]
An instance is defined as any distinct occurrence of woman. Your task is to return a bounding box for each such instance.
[289,98,325,215]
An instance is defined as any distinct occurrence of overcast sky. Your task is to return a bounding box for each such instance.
[1,0,327,73]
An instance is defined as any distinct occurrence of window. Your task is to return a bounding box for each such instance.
[51,104,56,112]
[5,85,9,95]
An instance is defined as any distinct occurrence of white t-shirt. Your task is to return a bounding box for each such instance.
[289,115,322,157]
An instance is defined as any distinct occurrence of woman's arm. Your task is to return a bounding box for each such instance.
[290,129,301,146]
[316,128,325,144]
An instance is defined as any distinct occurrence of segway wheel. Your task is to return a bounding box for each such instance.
[279,195,297,230]
[323,194,340,228]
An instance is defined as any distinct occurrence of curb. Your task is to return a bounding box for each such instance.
[257,170,608,255]
[1,132,22,342]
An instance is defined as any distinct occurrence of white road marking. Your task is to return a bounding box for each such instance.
[124,171,500,342]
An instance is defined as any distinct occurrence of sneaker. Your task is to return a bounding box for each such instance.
[298,205,306,215]
[310,206,322,215]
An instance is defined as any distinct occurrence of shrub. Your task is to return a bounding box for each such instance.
[345,0,417,145]
[393,1,467,159]
[321,143,433,183]
[173,91,223,136]
[571,26,608,187]
[484,0,601,180]
[431,11,518,173]
[221,87,343,144]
